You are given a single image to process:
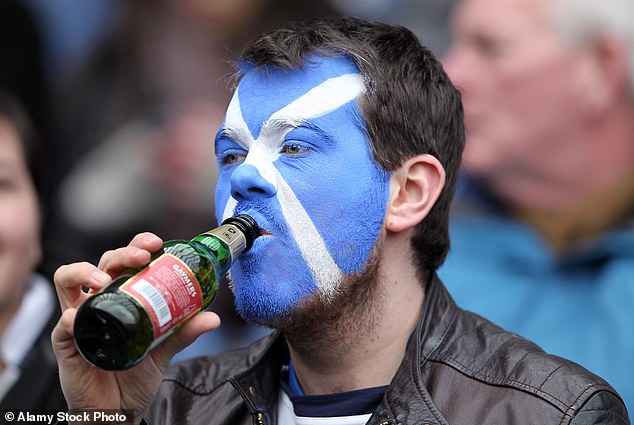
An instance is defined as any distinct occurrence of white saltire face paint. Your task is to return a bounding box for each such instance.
[214,55,390,322]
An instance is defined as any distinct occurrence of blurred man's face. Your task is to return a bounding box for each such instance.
[214,56,390,324]
[443,0,593,208]
[0,117,41,309]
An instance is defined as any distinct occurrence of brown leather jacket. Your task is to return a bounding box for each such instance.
[145,276,630,424]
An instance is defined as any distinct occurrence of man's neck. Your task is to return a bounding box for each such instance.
[284,232,425,395]
[514,169,634,253]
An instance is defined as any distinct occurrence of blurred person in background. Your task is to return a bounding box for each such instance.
[0,93,65,409]
[45,0,339,361]
[440,0,634,410]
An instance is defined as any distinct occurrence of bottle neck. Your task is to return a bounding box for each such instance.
[192,223,249,274]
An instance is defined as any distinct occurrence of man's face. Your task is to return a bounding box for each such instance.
[443,0,592,208]
[214,56,390,323]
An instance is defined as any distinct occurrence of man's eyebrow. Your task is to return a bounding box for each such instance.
[264,116,305,132]
[218,126,251,148]
[219,126,240,139]
[285,121,335,145]
[256,115,305,145]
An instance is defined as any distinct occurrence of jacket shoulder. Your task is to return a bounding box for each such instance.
[430,308,628,420]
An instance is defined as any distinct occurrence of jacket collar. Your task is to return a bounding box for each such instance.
[230,333,286,423]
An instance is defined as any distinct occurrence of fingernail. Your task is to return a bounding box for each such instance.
[91,270,111,286]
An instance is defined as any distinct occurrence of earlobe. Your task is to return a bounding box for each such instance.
[385,154,445,233]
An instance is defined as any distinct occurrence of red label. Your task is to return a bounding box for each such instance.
[120,254,202,339]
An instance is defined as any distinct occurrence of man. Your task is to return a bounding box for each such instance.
[52,17,629,424]
[441,0,634,410]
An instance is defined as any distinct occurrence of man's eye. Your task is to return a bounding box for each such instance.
[220,152,245,166]
[472,34,507,60]
[280,143,309,156]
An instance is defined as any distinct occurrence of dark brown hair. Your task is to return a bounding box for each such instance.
[238,16,465,278]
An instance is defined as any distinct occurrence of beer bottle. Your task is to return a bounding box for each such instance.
[73,214,259,370]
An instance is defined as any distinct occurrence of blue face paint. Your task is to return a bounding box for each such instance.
[214,55,391,322]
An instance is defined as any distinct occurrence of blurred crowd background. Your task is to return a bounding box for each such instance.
[1,0,632,412]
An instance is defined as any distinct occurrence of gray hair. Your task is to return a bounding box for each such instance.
[553,0,634,96]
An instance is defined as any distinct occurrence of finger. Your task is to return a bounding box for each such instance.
[97,233,163,273]
[54,263,111,310]
[97,246,153,276]
[152,312,221,368]
[128,232,163,251]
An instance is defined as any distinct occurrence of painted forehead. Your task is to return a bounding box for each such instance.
[234,55,363,139]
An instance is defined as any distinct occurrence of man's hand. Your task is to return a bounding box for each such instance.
[51,232,221,419]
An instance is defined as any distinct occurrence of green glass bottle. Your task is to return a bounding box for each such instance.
[73,214,259,370]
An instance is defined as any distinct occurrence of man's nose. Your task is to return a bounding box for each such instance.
[230,163,277,201]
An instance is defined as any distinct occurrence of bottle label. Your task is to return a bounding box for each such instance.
[120,254,202,339]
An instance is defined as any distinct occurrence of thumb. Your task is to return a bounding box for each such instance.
[52,308,79,355]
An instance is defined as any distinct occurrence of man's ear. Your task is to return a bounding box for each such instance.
[385,154,445,233]
[578,36,629,117]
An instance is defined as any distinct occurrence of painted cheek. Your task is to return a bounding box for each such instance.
[275,111,390,275]
[232,247,317,322]
[322,163,389,274]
